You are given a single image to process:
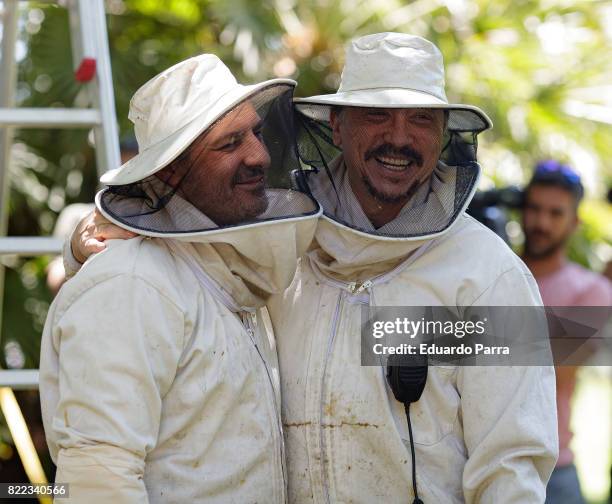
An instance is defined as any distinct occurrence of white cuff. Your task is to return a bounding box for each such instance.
[62,235,83,279]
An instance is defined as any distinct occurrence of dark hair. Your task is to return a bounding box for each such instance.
[525,159,584,205]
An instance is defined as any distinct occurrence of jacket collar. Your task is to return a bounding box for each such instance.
[307,158,479,283]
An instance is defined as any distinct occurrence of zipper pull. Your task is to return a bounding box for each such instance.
[250,311,258,328]
[241,311,255,338]
[354,280,373,294]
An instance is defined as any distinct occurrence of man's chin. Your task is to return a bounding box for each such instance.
[363,176,419,205]
[524,241,564,259]
[207,195,269,226]
[240,196,269,221]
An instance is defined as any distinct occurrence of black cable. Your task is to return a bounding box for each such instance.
[405,402,424,504]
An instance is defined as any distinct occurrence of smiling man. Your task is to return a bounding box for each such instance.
[170,102,271,225]
[39,54,320,503]
[333,107,446,227]
[270,32,558,503]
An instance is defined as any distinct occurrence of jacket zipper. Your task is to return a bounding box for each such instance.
[318,279,370,503]
[244,311,287,504]
[169,241,287,500]
[318,279,372,504]
[310,243,434,502]
[319,290,344,504]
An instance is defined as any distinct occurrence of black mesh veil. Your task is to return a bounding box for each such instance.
[97,85,319,236]
[293,103,486,238]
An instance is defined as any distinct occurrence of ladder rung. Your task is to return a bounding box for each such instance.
[0,108,101,128]
[0,237,63,255]
[0,370,39,390]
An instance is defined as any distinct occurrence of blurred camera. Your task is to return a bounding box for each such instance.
[467,186,523,243]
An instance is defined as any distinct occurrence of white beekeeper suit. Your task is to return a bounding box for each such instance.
[267,33,558,503]
[40,54,321,503]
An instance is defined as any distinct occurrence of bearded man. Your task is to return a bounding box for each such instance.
[269,32,558,503]
[521,161,612,504]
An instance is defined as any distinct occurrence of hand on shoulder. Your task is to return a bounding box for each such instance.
[71,208,138,263]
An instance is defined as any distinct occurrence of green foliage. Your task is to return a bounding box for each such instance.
[570,200,612,269]
[1,259,50,369]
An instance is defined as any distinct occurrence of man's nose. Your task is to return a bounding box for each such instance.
[383,112,414,147]
[243,131,271,168]
[532,212,552,231]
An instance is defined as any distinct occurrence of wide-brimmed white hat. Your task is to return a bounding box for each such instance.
[295,32,492,133]
[101,54,296,185]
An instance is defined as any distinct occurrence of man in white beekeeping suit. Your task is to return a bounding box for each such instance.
[270,32,558,503]
[65,33,558,503]
[40,54,321,503]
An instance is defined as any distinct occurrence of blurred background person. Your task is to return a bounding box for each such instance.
[521,160,612,504]
[604,187,612,283]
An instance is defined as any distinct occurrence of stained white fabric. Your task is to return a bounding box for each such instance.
[268,213,558,504]
[40,214,319,503]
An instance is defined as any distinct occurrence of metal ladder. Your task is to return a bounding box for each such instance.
[0,0,120,495]
[0,0,119,384]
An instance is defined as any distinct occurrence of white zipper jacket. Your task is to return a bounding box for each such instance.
[40,213,319,503]
[268,215,558,504]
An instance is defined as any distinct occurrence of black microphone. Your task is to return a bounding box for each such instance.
[387,354,428,504]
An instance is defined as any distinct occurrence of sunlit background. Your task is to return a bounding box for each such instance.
[1,0,611,501]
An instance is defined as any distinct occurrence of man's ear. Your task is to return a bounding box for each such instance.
[329,108,343,147]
